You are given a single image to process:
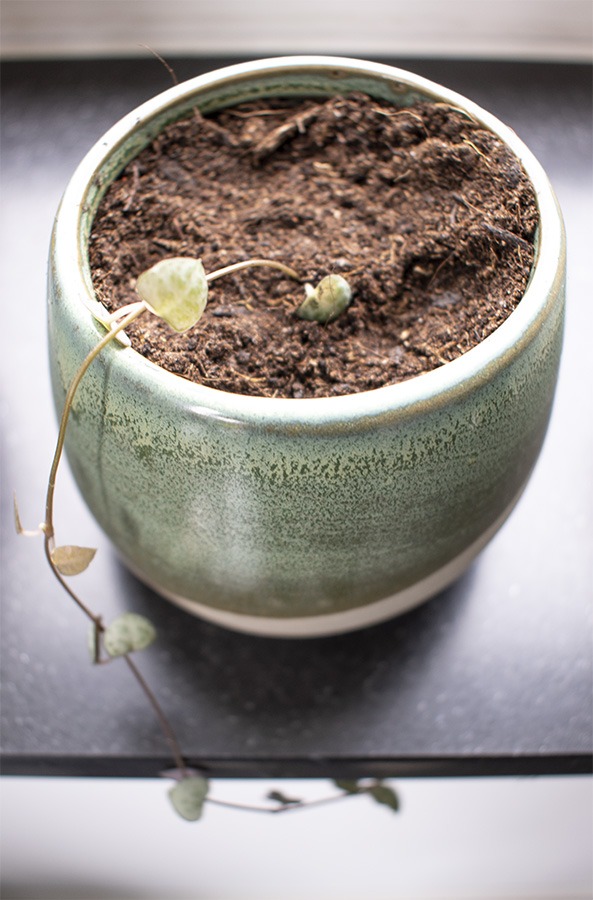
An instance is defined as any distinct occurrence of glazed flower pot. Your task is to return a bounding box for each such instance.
[47,56,565,637]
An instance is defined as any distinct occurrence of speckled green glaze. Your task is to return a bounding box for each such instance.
[47,57,566,636]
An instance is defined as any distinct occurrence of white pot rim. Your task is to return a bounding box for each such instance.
[52,55,566,429]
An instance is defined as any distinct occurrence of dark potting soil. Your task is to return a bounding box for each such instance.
[89,93,538,398]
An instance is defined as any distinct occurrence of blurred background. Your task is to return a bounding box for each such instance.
[1,0,591,60]
[1,1,592,898]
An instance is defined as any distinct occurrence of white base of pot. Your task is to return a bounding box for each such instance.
[127,494,520,638]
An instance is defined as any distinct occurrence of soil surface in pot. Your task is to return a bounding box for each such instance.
[89,93,538,398]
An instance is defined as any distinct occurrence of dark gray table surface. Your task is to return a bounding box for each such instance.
[1,58,591,779]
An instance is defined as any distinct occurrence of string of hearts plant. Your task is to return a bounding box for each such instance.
[15,255,399,821]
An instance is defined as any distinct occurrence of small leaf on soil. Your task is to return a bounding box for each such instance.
[169,776,209,821]
[103,613,157,658]
[50,545,97,576]
[368,782,400,812]
[136,257,208,332]
[296,274,352,323]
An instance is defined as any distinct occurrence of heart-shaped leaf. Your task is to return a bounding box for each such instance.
[169,776,209,821]
[51,545,97,576]
[136,257,208,332]
[103,613,156,658]
[368,782,400,812]
[296,274,352,323]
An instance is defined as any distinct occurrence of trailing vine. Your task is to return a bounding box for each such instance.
[16,256,398,821]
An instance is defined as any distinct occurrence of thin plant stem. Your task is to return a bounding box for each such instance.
[206,259,301,284]
[43,537,103,628]
[206,789,360,815]
[44,304,148,540]
[107,300,146,322]
[124,654,188,775]
[40,299,189,770]
[139,44,179,86]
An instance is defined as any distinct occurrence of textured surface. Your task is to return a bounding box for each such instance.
[1,57,591,777]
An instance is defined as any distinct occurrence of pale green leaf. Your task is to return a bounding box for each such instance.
[296,274,352,323]
[103,613,157,658]
[169,776,209,821]
[136,257,208,332]
[51,545,97,576]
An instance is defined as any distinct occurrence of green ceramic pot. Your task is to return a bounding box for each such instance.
[47,57,565,637]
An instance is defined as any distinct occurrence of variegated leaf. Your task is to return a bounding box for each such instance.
[169,776,209,821]
[103,613,157,658]
[136,257,208,332]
